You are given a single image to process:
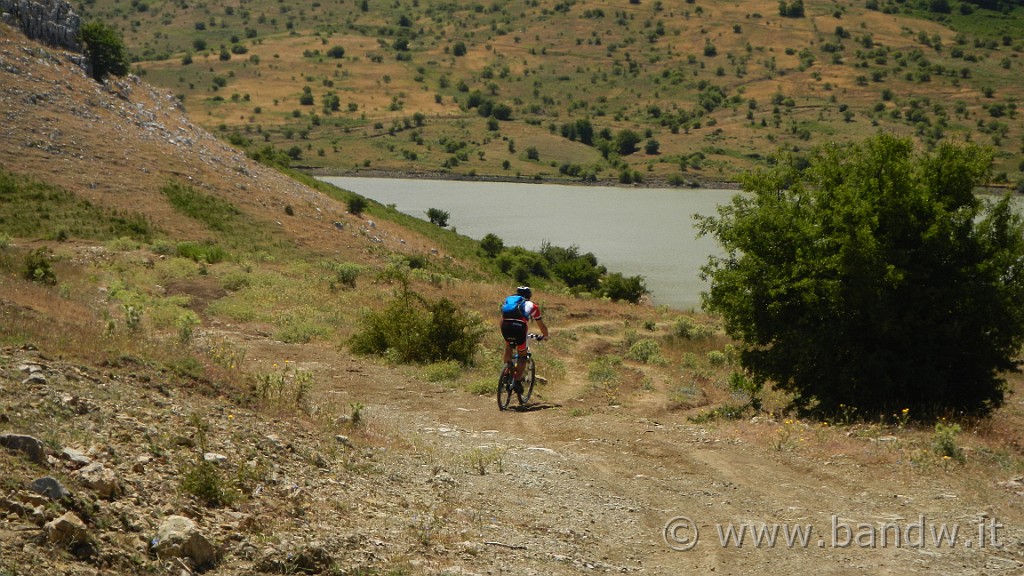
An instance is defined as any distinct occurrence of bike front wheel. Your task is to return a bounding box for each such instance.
[519,357,536,405]
[497,364,515,411]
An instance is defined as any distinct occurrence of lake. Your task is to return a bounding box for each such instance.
[319,176,736,310]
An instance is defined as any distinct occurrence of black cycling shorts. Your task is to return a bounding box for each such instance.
[501,318,528,348]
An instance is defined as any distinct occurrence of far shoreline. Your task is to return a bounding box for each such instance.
[301,167,743,191]
[302,167,1019,196]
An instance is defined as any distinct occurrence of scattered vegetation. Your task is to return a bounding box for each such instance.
[85,0,1024,185]
[482,237,648,303]
[464,445,506,475]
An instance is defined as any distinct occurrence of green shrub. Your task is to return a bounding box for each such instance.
[106,236,141,252]
[123,304,143,332]
[480,233,504,258]
[540,243,603,289]
[552,258,602,292]
[588,355,622,384]
[698,133,1024,419]
[349,402,364,426]
[674,317,712,339]
[602,272,648,303]
[23,248,56,285]
[707,350,728,367]
[168,356,204,379]
[728,371,763,410]
[177,311,200,345]
[347,196,368,216]
[150,240,177,256]
[494,247,548,283]
[350,292,485,365]
[179,414,237,507]
[327,262,361,290]
[464,378,495,395]
[933,421,966,464]
[220,271,251,291]
[275,320,329,344]
[424,298,486,362]
[176,241,227,263]
[426,207,450,227]
[626,338,664,364]
[181,459,237,507]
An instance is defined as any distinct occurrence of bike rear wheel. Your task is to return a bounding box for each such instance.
[497,363,515,411]
[519,357,536,405]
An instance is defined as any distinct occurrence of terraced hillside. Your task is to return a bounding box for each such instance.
[76,0,1024,186]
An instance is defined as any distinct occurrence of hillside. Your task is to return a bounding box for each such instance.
[75,0,1024,187]
[5,22,1024,576]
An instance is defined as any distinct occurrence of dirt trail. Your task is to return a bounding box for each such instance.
[246,310,1024,576]
[416,389,1018,575]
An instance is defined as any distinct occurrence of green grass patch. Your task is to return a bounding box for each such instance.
[161,179,242,233]
[0,169,155,241]
[463,378,495,396]
[160,179,294,256]
[422,360,463,382]
[176,240,228,263]
[588,355,622,384]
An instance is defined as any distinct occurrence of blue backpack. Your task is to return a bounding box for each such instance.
[501,295,526,319]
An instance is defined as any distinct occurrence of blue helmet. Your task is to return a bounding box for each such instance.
[516,286,532,300]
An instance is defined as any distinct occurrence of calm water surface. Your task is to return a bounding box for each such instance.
[320,176,735,310]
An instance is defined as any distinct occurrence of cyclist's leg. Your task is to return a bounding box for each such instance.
[500,319,528,381]
[515,353,527,381]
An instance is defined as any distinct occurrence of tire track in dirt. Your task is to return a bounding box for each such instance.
[227,317,1024,575]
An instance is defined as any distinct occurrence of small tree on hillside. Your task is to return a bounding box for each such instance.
[614,129,643,156]
[480,233,504,257]
[602,272,648,303]
[347,196,367,216]
[426,208,450,227]
[80,21,130,81]
[778,0,805,17]
[698,133,1024,420]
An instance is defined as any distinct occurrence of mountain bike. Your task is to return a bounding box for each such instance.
[498,333,539,410]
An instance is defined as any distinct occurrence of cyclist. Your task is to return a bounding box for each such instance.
[500,286,549,393]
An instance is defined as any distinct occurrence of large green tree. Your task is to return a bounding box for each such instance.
[79,21,130,82]
[697,133,1024,420]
